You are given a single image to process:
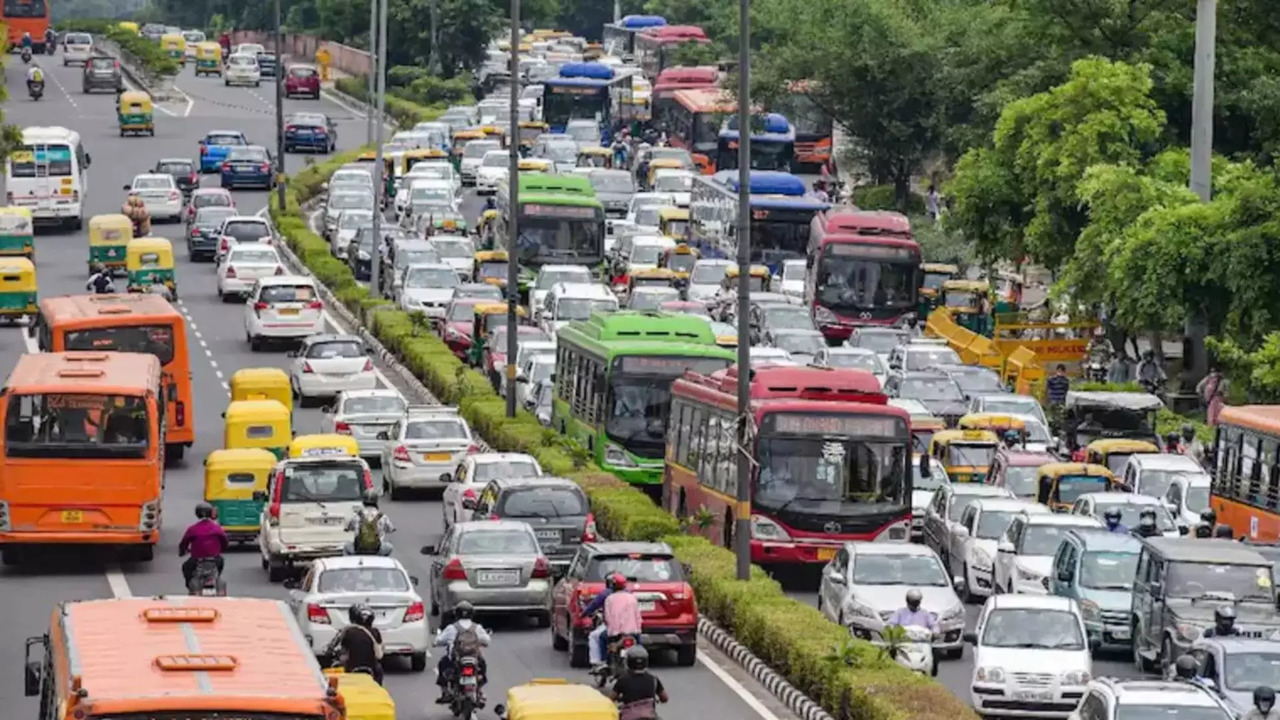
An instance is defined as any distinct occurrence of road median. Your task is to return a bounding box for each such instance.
[57,20,181,101]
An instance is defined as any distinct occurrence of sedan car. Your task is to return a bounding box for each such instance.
[125,173,183,222]
[187,206,237,261]
[244,276,325,350]
[429,235,475,280]
[215,215,274,264]
[285,64,322,99]
[935,363,1008,401]
[458,139,502,185]
[82,56,122,93]
[220,146,274,190]
[424,520,553,625]
[587,169,635,217]
[325,191,376,240]
[380,406,477,498]
[992,513,1103,595]
[947,497,1047,601]
[218,244,283,300]
[651,168,693,207]
[224,52,261,86]
[199,130,249,173]
[285,555,428,671]
[321,389,407,463]
[884,370,969,425]
[818,542,966,658]
[474,150,510,194]
[285,115,335,154]
[331,209,374,259]
[397,263,460,316]
[155,157,199,197]
[289,334,376,407]
[442,453,543,529]
[813,347,888,387]
[184,187,235,222]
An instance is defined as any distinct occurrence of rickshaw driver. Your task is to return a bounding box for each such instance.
[178,502,228,588]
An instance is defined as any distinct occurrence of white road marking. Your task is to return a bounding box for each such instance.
[171,83,195,117]
[697,652,783,720]
[106,568,133,598]
[43,67,81,117]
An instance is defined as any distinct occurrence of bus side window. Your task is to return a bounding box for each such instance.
[699,413,719,488]
[1246,434,1264,504]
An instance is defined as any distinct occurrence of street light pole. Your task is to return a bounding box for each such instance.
[370,0,388,296]
[734,0,752,582]
[274,0,286,211]
[1189,0,1216,202]
[366,0,377,145]
[504,0,521,419]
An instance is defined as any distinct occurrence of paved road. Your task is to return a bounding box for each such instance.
[0,58,796,720]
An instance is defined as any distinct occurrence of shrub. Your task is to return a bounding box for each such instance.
[334,75,444,129]
[105,27,180,77]
[852,184,926,215]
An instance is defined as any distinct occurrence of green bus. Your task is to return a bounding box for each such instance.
[553,311,736,487]
[495,172,606,288]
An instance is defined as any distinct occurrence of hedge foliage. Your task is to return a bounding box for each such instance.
[333,75,444,129]
[57,19,181,77]
[273,154,979,720]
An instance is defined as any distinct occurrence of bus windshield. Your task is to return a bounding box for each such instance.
[816,255,917,311]
[544,89,605,126]
[9,144,72,178]
[63,325,176,365]
[515,213,604,264]
[3,0,47,17]
[5,393,150,459]
[754,432,908,511]
[606,356,734,458]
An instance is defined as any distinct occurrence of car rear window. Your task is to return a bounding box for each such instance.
[196,208,236,226]
[306,340,363,359]
[229,147,269,162]
[260,284,316,303]
[229,248,278,264]
[342,395,406,415]
[280,461,365,502]
[158,161,193,175]
[290,66,318,78]
[66,33,91,44]
[194,192,232,208]
[497,486,586,518]
[586,555,682,582]
[207,133,246,145]
[404,419,468,440]
[318,567,408,593]
[89,57,115,69]
[224,221,271,242]
[133,176,171,190]
[458,529,539,555]
[473,460,539,483]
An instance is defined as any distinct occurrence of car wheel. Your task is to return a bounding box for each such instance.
[134,544,155,562]
[1159,635,1175,675]
[945,646,963,660]
[1,547,21,566]
[962,564,979,603]
[249,334,262,352]
[676,645,696,667]
[267,558,287,582]
[410,652,427,672]
[534,611,551,629]
[388,478,405,501]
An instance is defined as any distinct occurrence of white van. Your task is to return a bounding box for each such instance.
[6,127,90,231]
[540,282,618,335]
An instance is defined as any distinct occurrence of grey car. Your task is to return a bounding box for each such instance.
[423,520,553,625]
[82,56,122,93]
[587,169,636,217]
[470,477,593,572]
[884,370,969,426]
[186,206,237,261]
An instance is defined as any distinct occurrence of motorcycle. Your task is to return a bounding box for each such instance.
[45,39,55,55]
[27,81,43,101]
[187,557,227,596]
[589,616,640,688]
[884,625,937,676]
[20,47,31,64]
[447,653,485,720]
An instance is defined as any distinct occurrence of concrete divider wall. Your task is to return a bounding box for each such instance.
[229,29,371,77]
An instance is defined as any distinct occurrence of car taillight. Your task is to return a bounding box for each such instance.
[253,301,267,316]
[285,124,295,133]
[467,444,480,454]
[489,514,500,521]
[583,513,597,542]
[220,236,231,251]
[301,361,314,374]
[175,401,185,427]
[221,163,230,172]
[306,604,330,624]
[191,226,200,236]
[169,191,180,201]
[531,557,550,579]
[307,300,324,310]
[393,445,411,463]
[200,145,207,156]
[363,468,374,490]
[113,60,119,70]
[442,558,467,580]
[189,172,198,183]
[275,266,285,275]
[362,359,373,372]
[403,601,425,623]
[261,163,271,172]
[462,487,477,500]
[334,421,351,435]
[225,266,237,278]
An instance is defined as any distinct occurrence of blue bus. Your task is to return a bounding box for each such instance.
[601,15,667,57]
[716,113,796,172]
[541,62,631,140]
[688,170,829,271]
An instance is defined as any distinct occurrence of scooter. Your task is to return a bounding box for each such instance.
[27,81,43,101]
[885,625,937,676]
[20,47,31,64]
[187,557,227,596]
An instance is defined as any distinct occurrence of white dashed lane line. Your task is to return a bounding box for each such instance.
[176,300,230,393]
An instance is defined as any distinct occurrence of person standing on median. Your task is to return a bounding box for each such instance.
[1046,364,1071,435]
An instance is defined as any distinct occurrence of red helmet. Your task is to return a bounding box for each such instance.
[607,572,627,591]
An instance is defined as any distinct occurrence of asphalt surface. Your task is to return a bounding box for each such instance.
[0,57,795,720]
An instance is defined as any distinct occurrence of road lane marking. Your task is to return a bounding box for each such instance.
[176,300,231,393]
[697,651,783,720]
[171,83,195,117]
[106,568,133,598]
[42,67,81,117]
[320,87,396,133]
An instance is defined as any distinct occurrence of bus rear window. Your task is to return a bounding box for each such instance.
[4,393,150,459]
[9,144,73,178]
[63,325,175,365]
[3,0,47,18]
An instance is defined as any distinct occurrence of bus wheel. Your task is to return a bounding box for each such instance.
[1,547,21,566]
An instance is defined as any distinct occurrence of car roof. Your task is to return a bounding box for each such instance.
[971,497,1044,512]
[313,555,403,571]
[1024,513,1103,527]
[935,363,995,375]
[192,187,232,195]
[827,347,878,356]
[258,275,314,286]
[224,214,269,223]
[337,388,400,399]
[1143,537,1271,565]
[845,541,938,557]
[1130,454,1204,471]
[978,392,1037,403]
[157,157,193,164]
[404,262,454,271]
[492,476,577,490]
[987,594,1076,611]
[1002,450,1057,466]
[1099,679,1224,707]
[539,264,591,274]
[1067,527,1144,552]
[472,452,537,465]
[302,334,360,345]
[454,519,536,533]
[132,173,172,181]
[1081,492,1161,506]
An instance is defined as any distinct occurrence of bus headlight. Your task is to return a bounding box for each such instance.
[604,443,636,468]
[750,514,792,541]
[814,306,838,325]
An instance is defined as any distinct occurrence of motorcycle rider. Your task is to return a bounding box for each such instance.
[583,573,624,669]
[1165,431,1184,455]
[1195,509,1217,538]
[1244,686,1280,720]
[344,489,394,556]
[1201,605,1240,638]
[44,28,55,52]
[435,600,490,703]
[26,62,44,97]
[583,573,643,671]
[885,589,940,634]
[1136,350,1166,394]
[1132,508,1162,538]
[326,604,384,684]
[87,264,116,294]
[1103,507,1126,533]
[603,646,668,720]
[178,502,228,589]
[20,31,31,51]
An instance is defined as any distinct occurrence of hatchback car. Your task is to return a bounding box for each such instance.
[424,520,553,625]
[1049,529,1142,651]
[199,130,251,172]
[244,276,325,350]
[397,263,459,316]
[225,53,261,86]
[82,55,122,93]
[126,173,183,222]
[324,191,376,240]
[321,389,406,463]
[285,64,322,99]
[286,555,428,671]
[1070,677,1232,720]
[442,453,543,529]
[764,328,826,365]
[331,209,374,259]
[217,244,283,300]
[187,206,237,261]
[184,187,235,222]
[470,477,595,572]
[216,215,274,263]
[948,497,1046,601]
[154,157,199,197]
[475,150,510,194]
[289,334,376,407]
[845,326,908,364]
[813,347,888,387]
[256,52,278,78]
[380,406,478,498]
[221,146,274,190]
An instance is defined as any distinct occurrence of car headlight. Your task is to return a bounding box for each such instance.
[604,443,636,468]
[940,603,964,622]
[814,306,837,324]
[1061,670,1090,685]
[1176,623,1203,642]
[976,666,1005,683]
[1017,567,1042,582]
[971,547,993,569]
[1078,600,1100,622]
[750,514,792,542]
[844,598,878,620]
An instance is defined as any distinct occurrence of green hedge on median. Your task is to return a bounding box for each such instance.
[334,75,444,129]
[271,154,979,720]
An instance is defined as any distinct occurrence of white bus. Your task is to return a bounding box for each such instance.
[5,127,90,231]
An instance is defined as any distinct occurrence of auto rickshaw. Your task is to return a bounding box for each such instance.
[518,158,555,175]
[87,213,133,273]
[160,33,186,65]
[660,243,699,284]
[478,125,508,146]
[959,413,1027,447]
[468,302,527,366]
[203,448,277,543]
[0,257,36,324]
[495,678,618,720]
[1063,390,1163,451]
[1084,438,1161,477]
[658,207,690,241]
[451,130,486,170]
[125,237,176,296]
[194,42,222,76]
[939,279,990,335]
[910,414,947,455]
[1035,462,1124,512]
[474,250,509,287]
[401,148,450,176]
[230,367,293,407]
[576,146,613,170]
[323,669,397,720]
[117,21,139,34]
[928,429,1000,484]
[646,158,684,189]
[721,264,772,294]
[223,399,292,459]
[288,433,359,459]
[118,90,155,137]
[518,121,549,152]
[0,206,33,259]
[919,262,959,314]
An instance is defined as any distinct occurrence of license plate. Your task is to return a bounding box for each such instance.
[278,308,299,316]
[200,587,218,596]
[307,516,343,525]
[639,601,655,612]
[459,676,477,686]
[424,452,450,462]
[477,570,518,585]
[61,510,83,523]
[1014,690,1052,701]
[535,530,559,540]
[816,547,836,561]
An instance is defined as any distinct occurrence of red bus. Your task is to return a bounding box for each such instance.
[5,0,50,52]
[635,26,709,81]
[805,211,920,342]
[652,66,719,131]
[664,365,912,567]
[662,88,732,173]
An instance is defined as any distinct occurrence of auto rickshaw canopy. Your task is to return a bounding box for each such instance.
[501,678,619,720]
[1035,462,1123,509]
[230,366,292,407]
[288,433,360,459]
[125,237,175,268]
[118,90,153,115]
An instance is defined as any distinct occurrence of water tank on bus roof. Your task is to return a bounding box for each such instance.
[645,25,709,41]
[559,62,615,80]
[717,171,807,197]
[621,15,668,29]
[762,113,790,134]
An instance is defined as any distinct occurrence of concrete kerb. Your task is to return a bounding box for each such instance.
[94,35,178,101]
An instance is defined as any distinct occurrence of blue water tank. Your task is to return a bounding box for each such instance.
[721,171,807,197]
[620,15,667,29]
[763,113,790,134]
[560,62,616,80]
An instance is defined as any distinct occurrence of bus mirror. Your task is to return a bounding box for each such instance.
[24,662,40,697]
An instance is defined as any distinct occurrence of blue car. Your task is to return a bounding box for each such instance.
[283,117,333,153]
[199,130,249,173]
[220,146,274,190]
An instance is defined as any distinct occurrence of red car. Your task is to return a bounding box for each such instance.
[439,298,485,360]
[482,325,550,386]
[550,541,698,669]
[284,64,321,99]
[987,449,1059,500]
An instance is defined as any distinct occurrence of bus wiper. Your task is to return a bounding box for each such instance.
[772,495,838,515]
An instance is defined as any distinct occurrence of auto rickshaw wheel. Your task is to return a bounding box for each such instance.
[148,128,155,137]
[119,129,125,136]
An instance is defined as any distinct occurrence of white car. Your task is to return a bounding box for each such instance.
[397,263,459,316]
[126,173,183,222]
[515,353,554,407]
[1068,492,1182,537]
[234,42,266,56]
[951,498,1049,601]
[217,244,283,300]
[498,340,555,400]
[1069,677,1234,720]
[290,334,377,407]
[818,542,966,658]
[967,594,1092,718]
[777,259,806,298]
[441,452,543,528]
[687,258,732,303]
[474,150,510,193]
[225,53,262,86]
[766,328,826,365]
[1120,453,1207,501]
[749,346,799,368]
[969,392,1050,430]
[1161,472,1211,528]
[62,32,93,65]
[402,162,461,198]
[993,512,1103,595]
[244,276,325,350]
[258,455,374,581]
[459,139,502,185]
[624,192,676,228]
[911,453,950,541]
[331,209,374,259]
[650,168,693,207]
[530,265,592,319]
[427,235,475,280]
[814,347,888,387]
[287,556,429,670]
[380,406,477,499]
[215,215,275,264]
[321,388,407,463]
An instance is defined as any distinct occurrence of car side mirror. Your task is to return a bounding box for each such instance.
[919,453,931,477]
[963,631,977,645]
[84,153,91,166]
[252,490,268,502]
[286,349,298,358]
[1057,569,1071,583]
[953,526,970,538]
[420,545,437,555]
[24,661,41,697]
[1178,524,1190,536]
[375,431,389,440]
[320,404,333,414]
[1150,581,1163,597]
[953,576,966,594]
[462,497,477,510]
[440,473,453,483]
[198,139,206,145]
[282,577,300,590]
[410,575,420,586]
[122,184,131,191]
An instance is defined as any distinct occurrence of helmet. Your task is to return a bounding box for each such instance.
[1201,509,1217,525]
[92,263,104,274]
[1174,653,1198,679]
[1215,604,1237,631]
[1138,508,1156,526]
[1104,508,1122,522]
[1254,686,1276,712]
[607,572,627,591]
[905,588,923,609]
[362,489,378,507]
[349,603,374,627]
[624,645,650,672]
[1166,432,1180,445]
[195,502,214,520]
[1182,423,1196,439]
[1003,430,1020,444]
[454,600,475,620]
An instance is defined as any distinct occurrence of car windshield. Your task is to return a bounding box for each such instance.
[280,462,366,502]
[629,288,678,310]
[544,141,576,161]
[229,249,278,265]
[1166,561,1276,602]
[1223,651,1280,691]
[556,297,617,321]
[1079,550,1139,590]
[774,332,824,355]
[982,396,1041,416]
[827,352,885,373]
[586,555,682,582]
[591,172,634,193]
[1137,470,1202,499]
[398,248,442,267]
[66,33,91,44]
[499,486,586,517]
[906,348,962,370]
[432,240,473,258]
[317,567,408,593]
[691,263,729,284]
[1115,708,1230,720]
[1184,485,1210,514]
[404,419,468,441]
[482,153,507,168]
[851,554,949,586]
[473,460,540,482]
[762,305,812,330]
[654,174,692,193]
[411,186,452,204]
[537,269,592,290]
[633,206,661,227]
[948,443,995,467]
[950,369,1004,394]
[90,57,115,69]
[157,161,193,175]
[228,147,269,162]
[133,177,171,190]
[464,142,500,158]
[230,55,256,67]
[405,267,459,288]
[457,529,539,555]
[1002,465,1040,496]
[1093,502,1177,532]
[342,395,406,415]
[900,377,964,402]
[1020,524,1089,556]
[980,609,1084,650]
[331,194,373,210]
[631,245,663,265]
[290,66,318,78]
[650,149,690,165]
[306,341,363,359]
[448,303,478,321]
[975,510,1016,539]
[914,462,948,491]
[850,331,903,354]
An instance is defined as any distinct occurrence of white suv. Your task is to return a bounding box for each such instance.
[256,455,374,581]
[1069,678,1233,720]
[62,32,93,65]
[244,276,325,350]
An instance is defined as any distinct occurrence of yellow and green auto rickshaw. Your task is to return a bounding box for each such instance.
[401,148,450,175]
[518,121,549,152]
[518,158,554,174]
[126,237,176,295]
[451,130,486,170]
[288,433,359,459]
[918,262,959,315]
[720,264,772,294]
[928,428,1000,484]
[323,669,398,720]
[117,21,139,34]
[88,213,133,274]
[474,250,509,287]
[498,679,619,720]
[230,367,293,407]
[160,33,186,64]
[658,207,690,241]
[0,256,37,324]
[660,243,699,284]
[0,206,34,259]
[223,399,292,459]
[940,278,990,335]
[576,146,613,170]
[194,42,222,76]
[118,90,154,137]
[1035,462,1124,512]
[1084,438,1161,477]
[203,448,278,543]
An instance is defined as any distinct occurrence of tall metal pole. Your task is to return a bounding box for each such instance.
[274,0,286,210]
[734,0,752,582]
[1189,0,1215,202]
[366,0,377,145]
[428,0,441,75]
[504,0,521,419]
[370,0,388,296]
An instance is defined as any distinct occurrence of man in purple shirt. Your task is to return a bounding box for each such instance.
[885,589,939,633]
[180,502,229,587]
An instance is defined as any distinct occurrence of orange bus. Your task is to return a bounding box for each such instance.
[0,351,164,564]
[4,0,51,53]
[35,293,194,462]
[24,597,344,720]
[1210,405,1280,542]
[662,88,733,173]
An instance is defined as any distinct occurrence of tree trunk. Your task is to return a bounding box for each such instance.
[893,161,911,214]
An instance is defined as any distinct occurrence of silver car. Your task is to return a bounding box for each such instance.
[397,262,459,316]
[379,406,476,498]
[423,520,553,625]
[321,389,407,462]
[332,209,374,259]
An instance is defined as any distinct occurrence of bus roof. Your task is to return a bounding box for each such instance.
[672,87,734,113]
[720,113,793,140]
[53,597,335,716]
[19,126,80,144]
[1218,406,1280,435]
[521,192,604,207]
[655,66,718,89]
[544,76,615,89]
[640,25,709,42]
[817,209,912,238]
[673,365,908,422]
[752,195,830,212]
[518,172,596,197]
[560,62,615,79]
[569,310,718,344]
[711,170,807,196]
[39,293,182,328]
[4,351,160,395]
[619,14,667,29]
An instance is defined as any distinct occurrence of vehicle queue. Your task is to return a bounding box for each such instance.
[5,20,1280,720]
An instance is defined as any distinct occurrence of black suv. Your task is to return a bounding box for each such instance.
[470,477,593,571]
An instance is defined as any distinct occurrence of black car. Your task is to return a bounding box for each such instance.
[186,206,237,261]
[256,52,278,78]
[155,158,199,197]
[82,56,122,93]
[347,227,376,280]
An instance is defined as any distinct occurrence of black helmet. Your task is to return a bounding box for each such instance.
[1254,686,1276,712]
[1182,423,1196,440]
[905,588,923,609]
[195,502,214,520]
[362,489,379,507]
[1215,524,1234,539]
[1138,508,1156,526]
[1174,653,1198,679]
[454,600,475,620]
[624,645,650,672]
[349,603,374,627]
[1166,432,1180,446]
[1201,509,1217,525]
